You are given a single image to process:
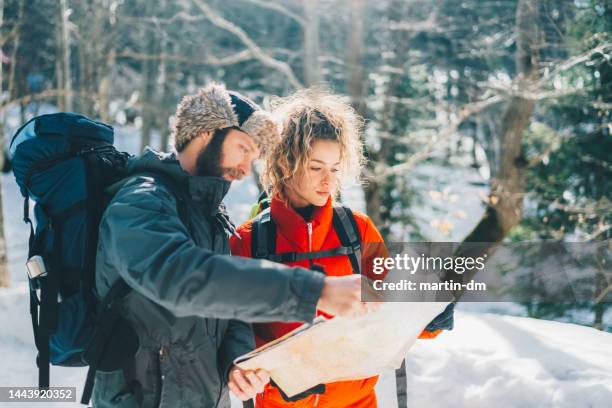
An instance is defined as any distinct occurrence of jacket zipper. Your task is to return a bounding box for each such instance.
[307,222,314,268]
[155,346,165,407]
[307,222,313,252]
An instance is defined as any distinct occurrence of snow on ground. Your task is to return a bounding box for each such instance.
[394,312,612,408]
[1,282,611,407]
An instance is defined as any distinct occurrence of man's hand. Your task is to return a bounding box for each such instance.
[317,275,377,317]
[228,365,270,401]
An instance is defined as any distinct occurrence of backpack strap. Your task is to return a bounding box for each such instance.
[250,204,363,275]
[332,205,362,275]
[266,247,356,264]
[81,278,131,404]
[251,207,275,260]
[395,359,408,408]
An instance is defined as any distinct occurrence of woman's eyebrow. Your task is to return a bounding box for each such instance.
[311,159,341,165]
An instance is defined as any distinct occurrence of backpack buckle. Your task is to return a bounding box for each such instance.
[26,255,48,303]
[26,255,47,280]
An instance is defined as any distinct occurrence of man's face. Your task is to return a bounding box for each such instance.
[196,128,260,181]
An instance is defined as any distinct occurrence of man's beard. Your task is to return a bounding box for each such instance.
[195,128,242,179]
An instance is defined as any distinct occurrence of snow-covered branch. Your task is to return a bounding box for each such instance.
[191,0,303,89]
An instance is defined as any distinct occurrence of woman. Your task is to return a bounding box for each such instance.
[230,90,441,407]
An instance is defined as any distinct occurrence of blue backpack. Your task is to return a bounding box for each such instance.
[10,113,189,404]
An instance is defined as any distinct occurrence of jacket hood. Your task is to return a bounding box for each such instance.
[128,147,232,215]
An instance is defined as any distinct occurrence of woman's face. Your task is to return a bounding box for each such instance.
[286,139,341,207]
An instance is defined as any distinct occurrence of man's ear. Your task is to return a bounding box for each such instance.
[199,130,213,146]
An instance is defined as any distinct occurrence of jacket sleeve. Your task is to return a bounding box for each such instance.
[357,213,451,339]
[217,319,255,383]
[98,176,325,322]
[356,212,388,282]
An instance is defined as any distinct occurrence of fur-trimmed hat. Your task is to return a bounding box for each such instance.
[171,83,279,154]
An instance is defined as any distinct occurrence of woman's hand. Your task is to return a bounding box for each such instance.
[228,365,270,401]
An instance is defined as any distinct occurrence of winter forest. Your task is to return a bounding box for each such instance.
[0,0,610,406]
[0,0,612,407]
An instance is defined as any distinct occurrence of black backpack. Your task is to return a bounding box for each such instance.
[251,201,362,275]
[10,113,188,404]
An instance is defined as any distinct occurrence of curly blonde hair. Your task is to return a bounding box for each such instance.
[262,88,365,200]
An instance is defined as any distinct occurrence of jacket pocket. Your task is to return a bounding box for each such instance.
[92,369,139,408]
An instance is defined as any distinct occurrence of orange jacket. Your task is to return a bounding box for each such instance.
[230,196,440,407]
[230,196,388,342]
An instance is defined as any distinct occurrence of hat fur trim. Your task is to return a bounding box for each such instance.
[240,109,281,156]
[172,83,239,152]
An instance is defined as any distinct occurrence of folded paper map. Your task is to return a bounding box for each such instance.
[235,301,450,397]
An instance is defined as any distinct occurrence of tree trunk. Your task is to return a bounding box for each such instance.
[347,0,365,115]
[76,2,97,116]
[60,0,73,111]
[445,0,540,291]
[7,0,23,102]
[0,172,8,288]
[140,3,159,152]
[159,5,175,152]
[77,44,94,114]
[55,1,65,111]
[302,0,320,85]
[94,0,114,122]
[98,58,112,122]
[139,3,158,153]
[593,269,604,330]
[346,0,384,229]
[0,0,10,288]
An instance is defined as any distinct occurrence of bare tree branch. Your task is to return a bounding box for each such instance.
[474,43,612,101]
[240,0,305,26]
[388,9,440,33]
[538,42,612,84]
[113,49,253,66]
[594,282,612,304]
[121,12,207,24]
[0,26,18,47]
[0,89,99,113]
[191,0,303,89]
[373,43,612,182]
[371,94,504,180]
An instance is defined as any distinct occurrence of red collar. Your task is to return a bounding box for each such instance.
[270,196,334,252]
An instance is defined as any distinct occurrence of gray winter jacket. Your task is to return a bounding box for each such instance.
[92,149,325,407]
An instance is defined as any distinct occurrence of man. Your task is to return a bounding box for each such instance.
[93,83,368,407]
